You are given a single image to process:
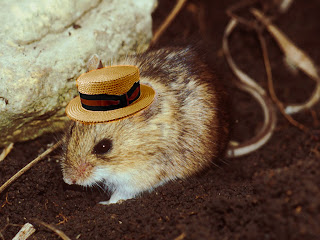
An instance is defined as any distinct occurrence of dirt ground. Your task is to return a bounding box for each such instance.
[1,0,320,239]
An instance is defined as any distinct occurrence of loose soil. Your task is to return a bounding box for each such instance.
[1,0,320,239]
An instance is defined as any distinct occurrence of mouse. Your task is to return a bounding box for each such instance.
[61,46,230,204]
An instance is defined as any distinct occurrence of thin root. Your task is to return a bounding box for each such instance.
[1,192,12,208]
[223,3,317,154]
[56,213,69,225]
[0,218,22,240]
[251,8,320,114]
[222,18,277,158]
[310,110,320,128]
[226,0,259,28]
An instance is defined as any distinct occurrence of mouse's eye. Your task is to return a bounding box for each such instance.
[93,139,112,155]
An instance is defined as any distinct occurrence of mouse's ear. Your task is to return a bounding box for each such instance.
[87,54,104,72]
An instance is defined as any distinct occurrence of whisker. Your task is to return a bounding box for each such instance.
[94,182,106,193]
[211,161,222,169]
[218,158,230,165]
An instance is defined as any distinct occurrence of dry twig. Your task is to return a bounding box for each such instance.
[0,143,14,162]
[278,0,295,13]
[33,219,71,240]
[0,140,62,195]
[256,30,310,133]
[150,0,187,46]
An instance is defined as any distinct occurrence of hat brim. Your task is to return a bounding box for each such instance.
[66,84,155,123]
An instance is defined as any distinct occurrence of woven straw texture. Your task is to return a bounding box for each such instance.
[77,65,140,95]
[66,85,155,123]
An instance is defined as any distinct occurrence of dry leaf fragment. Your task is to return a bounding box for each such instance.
[12,223,36,240]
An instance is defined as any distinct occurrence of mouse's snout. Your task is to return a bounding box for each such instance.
[62,175,74,185]
[76,162,94,177]
[63,161,95,186]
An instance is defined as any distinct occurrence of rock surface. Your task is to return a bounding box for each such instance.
[0,0,156,147]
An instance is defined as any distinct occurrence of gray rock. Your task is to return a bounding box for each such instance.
[0,0,157,147]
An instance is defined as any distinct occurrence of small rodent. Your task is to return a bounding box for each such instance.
[61,47,229,204]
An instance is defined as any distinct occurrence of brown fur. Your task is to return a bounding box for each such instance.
[61,47,229,204]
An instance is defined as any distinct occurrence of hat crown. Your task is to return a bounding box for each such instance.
[66,64,155,123]
[77,65,140,95]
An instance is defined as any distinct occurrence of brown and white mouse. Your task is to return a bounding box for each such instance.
[61,47,230,204]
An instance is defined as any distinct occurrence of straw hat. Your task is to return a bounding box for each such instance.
[66,65,155,123]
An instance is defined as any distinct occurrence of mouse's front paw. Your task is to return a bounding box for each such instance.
[99,190,136,205]
[99,199,125,205]
[99,200,113,205]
